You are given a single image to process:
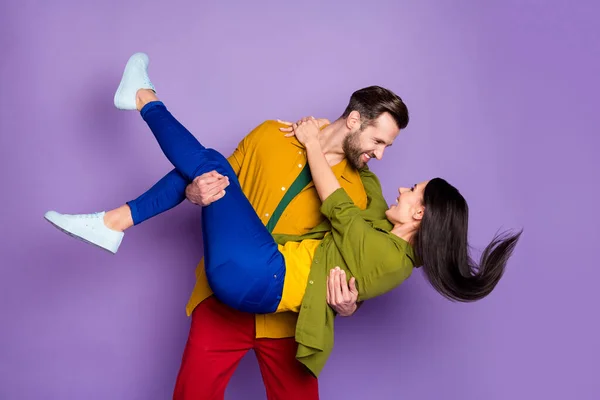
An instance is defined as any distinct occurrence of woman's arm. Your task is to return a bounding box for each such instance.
[290,118,341,201]
[304,140,341,201]
[290,119,414,299]
[320,188,415,301]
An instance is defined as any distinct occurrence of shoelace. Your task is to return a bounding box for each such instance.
[75,213,102,219]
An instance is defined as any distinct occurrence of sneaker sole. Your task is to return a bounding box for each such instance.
[44,216,117,255]
[113,70,133,110]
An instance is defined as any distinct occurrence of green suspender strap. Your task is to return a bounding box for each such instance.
[265,164,313,234]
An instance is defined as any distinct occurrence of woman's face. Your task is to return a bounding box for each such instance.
[385,181,429,225]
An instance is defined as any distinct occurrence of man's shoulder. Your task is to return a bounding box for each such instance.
[248,119,286,136]
[243,119,296,149]
[260,119,286,129]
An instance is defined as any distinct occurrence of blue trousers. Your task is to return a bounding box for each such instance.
[127,101,285,313]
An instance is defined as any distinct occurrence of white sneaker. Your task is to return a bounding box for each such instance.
[44,211,124,254]
[113,52,156,110]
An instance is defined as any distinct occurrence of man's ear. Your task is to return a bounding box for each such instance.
[346,110,361,131]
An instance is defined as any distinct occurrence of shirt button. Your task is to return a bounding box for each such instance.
[298,164,302,168]
[281,187,286,191]
[309,280,314,284]
[265,213,270,217]
[314,260,319,264]
[298,151,302,154]
[273,274,277,278]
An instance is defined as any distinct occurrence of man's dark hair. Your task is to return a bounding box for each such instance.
[341,85,409,130]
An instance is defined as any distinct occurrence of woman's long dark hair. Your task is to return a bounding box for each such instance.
[412,178,522,302]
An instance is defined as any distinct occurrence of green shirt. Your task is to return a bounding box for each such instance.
[273,168,416,377]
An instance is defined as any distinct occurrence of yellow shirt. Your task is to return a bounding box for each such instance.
[185,120,368,338]
[276,239,321,313]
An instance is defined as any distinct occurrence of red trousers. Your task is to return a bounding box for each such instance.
[173,296,319,400]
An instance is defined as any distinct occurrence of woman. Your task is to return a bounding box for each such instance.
[46,53,522,317]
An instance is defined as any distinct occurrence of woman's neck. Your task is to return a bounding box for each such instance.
[390,222,417,243]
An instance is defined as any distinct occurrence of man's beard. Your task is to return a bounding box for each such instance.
[342,130,367,169]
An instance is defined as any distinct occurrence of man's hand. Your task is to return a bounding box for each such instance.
[185,171,230,206]
[326,267,359,317]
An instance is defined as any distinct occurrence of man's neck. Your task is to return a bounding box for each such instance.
[317,119,348,166]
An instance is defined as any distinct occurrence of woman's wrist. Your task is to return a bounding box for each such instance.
[304,138,322,153]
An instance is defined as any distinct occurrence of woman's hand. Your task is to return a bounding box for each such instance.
[278,117,321,146]
[277,116,330,135]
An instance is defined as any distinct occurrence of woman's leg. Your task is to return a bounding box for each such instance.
[125,168,188,226]
[136,92,230,182]
[45,52,285,313]
[95,169,188,233]
[96,166,227,231]
[44,54,191,252]
[137,96,285,313]
[44,167,190,253]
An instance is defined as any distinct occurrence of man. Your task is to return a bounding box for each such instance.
[172,85,409,399]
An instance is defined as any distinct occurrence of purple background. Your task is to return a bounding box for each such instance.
[1,0,598,399]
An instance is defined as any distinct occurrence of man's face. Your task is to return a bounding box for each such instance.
[342,112,400,169]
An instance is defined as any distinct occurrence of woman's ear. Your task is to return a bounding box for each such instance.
[413,206,425,221]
